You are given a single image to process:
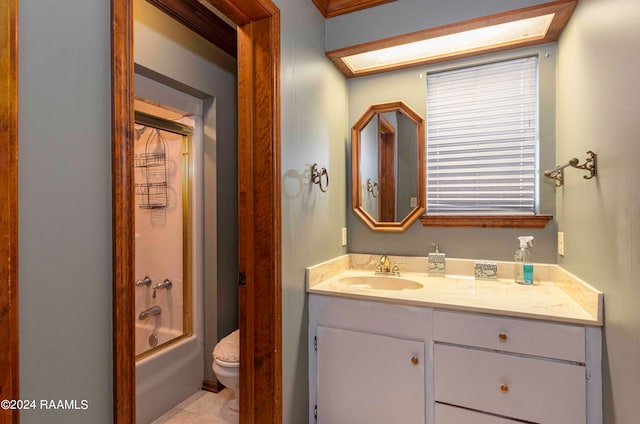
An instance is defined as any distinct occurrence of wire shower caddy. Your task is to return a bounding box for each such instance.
[135,127,169,209]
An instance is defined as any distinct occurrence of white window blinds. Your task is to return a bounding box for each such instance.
[426,56,538,214]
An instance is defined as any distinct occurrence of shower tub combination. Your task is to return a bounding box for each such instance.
[133,110,205,423]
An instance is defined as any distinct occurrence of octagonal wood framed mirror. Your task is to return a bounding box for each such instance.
[351,101,425,232]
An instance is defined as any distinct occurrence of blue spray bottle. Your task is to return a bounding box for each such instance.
[514,236,534,285]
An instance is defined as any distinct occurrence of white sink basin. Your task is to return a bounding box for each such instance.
[338,275,423,291]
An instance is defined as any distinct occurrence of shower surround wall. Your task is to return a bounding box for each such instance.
[134,124,188,356]
[132,92,204,424]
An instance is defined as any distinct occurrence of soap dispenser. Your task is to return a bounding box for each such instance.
[514,236,534,285]
[428,243,446,275]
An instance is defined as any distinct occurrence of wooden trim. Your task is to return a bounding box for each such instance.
[312,0,397,18]
[202,379,225,393]
[207,1,275,26]
[378,116,395,222]
[145,0,237,57]
[352,101,425,232]
[0,0,19,422]
[112,0,136,422]
[112,1,281,423]
[420,215,553,228]
[327,0,577,78]
[237,12,282,423]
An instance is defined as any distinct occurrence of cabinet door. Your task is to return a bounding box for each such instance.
[316,326,425,424]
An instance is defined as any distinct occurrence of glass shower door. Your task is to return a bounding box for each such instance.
[133,112,193,359]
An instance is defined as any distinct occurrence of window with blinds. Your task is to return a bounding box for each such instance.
[426,56,538,215]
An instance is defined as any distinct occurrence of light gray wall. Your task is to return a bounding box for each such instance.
[556,0,640,421]
[325,0,550,51]
[18,3,237,423]
[274,0,349,423]
[18,1,112,423]
[134,0,238,383]
[347,46,558,263]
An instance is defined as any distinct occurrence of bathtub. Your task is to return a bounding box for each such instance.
[136,326,203,423]
[135,322,183,357]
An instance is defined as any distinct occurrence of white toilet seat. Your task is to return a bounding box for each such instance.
[214,357,240,368]
[213,329,239,362]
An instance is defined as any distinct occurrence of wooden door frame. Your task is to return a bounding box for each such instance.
[377,115,396,222]
[111,1,282,423]
[0,1,19,423]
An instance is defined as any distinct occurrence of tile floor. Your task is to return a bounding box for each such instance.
[152,389,239,424]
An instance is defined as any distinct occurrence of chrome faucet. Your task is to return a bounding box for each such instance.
[152,278,173,299]
[139,305,161,320]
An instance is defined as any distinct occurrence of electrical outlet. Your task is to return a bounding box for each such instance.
[410,197,417,207]
[341,227,348,247]
[558,232,565,256]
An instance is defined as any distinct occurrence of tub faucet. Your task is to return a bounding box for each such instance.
[135,276,152,287]
[152,278,173,299]
[139,305,161,320]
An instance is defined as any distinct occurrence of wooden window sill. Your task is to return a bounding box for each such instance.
[420,215,553,228]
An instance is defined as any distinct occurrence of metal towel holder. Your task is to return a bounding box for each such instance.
[310,163,329,192]
[544,151,597,187]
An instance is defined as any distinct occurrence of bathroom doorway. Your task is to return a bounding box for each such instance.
[112,1,282,423]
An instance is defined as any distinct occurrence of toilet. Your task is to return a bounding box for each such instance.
[212,329,240,411]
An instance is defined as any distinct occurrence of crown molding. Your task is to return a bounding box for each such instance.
[312,0,396,18]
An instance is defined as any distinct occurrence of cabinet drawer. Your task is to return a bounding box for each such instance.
[434,344,586,423]
[435,403,520,424]
[434,310,585,362]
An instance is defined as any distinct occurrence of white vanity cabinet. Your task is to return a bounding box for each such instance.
[433,310,602,424]
[309,295,433,424]
[309,295,602,424]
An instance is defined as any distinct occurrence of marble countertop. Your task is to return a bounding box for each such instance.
[306,254,603,326]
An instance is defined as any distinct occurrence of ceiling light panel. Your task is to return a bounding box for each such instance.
[343,14,554,73]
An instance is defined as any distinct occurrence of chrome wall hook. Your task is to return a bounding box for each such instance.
[310,163,329,192]
[544,151,597,187]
